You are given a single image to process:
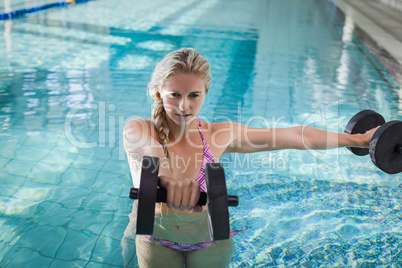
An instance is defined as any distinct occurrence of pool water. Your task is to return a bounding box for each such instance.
[1,0,402,267]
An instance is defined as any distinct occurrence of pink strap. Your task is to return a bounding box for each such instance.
[195,117,215,192]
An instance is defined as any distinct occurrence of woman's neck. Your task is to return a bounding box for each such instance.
[167,117,198,142]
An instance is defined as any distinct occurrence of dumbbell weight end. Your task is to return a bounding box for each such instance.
[369,120,402,174]
[345,112,402,174]
[345,110,386,156]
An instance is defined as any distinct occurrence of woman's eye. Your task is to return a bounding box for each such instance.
[171,93,180,97]
[190,93,199,98]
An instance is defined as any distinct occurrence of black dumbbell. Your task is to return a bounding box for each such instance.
[345,110,402,174]
[129,156,239,241]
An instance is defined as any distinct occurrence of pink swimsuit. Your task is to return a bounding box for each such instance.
[146,117,247,251]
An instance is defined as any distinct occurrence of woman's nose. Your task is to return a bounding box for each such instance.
[179,98,188,111]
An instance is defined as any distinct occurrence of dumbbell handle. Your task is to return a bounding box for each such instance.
[129,187,239,207]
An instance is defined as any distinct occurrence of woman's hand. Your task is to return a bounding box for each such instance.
[159,176,203,212]
[360,126,380,147]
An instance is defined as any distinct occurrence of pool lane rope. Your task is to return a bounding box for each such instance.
[0,0,91,20]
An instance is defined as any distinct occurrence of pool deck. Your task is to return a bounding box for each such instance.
[331,0,402,90]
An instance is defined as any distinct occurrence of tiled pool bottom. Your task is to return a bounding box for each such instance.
[230,173,402,267]
[0,139,131,267]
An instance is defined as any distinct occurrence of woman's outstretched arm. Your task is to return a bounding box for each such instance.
[222,123,378,154]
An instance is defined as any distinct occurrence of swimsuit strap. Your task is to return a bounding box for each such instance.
[196,116,211,152]
[195,116,215,192]
[148,226,249,251]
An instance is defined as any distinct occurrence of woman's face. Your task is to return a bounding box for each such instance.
[161,73,207,126]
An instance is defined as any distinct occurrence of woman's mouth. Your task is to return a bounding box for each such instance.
[176,114,191,119]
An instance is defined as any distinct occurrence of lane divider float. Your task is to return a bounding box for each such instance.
[0,0,91,20]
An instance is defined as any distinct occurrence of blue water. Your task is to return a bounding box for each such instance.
[1,0,402,267]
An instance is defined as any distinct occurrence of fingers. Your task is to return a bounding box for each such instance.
[173,182,183,209]
[159,177,201,211]
[180,180,191,210]
[363,126,381,147]
[367,126,380,134]
[180,180,201,210]
[159,176,175,208]
[190,205,203,213]
[188,181,200,209]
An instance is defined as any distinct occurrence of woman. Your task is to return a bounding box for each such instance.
[123,48,376,268]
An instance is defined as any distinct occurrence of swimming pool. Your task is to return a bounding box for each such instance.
[1,0,402,267]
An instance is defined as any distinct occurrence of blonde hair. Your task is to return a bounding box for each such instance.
[148,48,211,163]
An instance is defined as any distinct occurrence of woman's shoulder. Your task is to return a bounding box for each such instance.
[198,120,242,142]
[125,118,152,129]
[197,119,241,132]
[123,118,153,141]
[198,120,242,155]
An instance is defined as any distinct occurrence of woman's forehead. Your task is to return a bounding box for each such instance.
[163,73,206,92]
